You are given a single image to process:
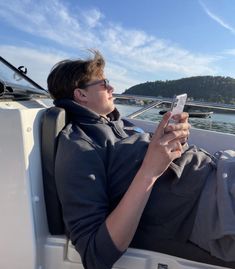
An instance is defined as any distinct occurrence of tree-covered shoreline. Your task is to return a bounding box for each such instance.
[123,76,235,104]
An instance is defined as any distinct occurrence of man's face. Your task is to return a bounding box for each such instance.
[79,77,115,117]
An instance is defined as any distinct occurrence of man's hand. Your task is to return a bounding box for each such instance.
[164,112,190,145]
[140,112,190,185]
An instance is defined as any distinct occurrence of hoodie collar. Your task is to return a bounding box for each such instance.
[54,98,121,124]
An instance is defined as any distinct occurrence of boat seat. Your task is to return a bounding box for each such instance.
[41,106,67,235]
[40,106,235,268]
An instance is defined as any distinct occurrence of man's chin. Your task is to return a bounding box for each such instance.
[107,105,115,114]
[111,104,115,111]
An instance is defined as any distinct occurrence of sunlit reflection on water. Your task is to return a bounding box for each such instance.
[116,104,235,135]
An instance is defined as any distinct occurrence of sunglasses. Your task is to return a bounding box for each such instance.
[81,79,110,89]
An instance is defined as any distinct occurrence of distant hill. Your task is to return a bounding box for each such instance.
[123,76,235,104]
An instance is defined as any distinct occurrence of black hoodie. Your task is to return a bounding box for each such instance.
[54,99,214,269]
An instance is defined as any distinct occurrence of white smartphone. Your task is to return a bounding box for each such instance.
[169,93,187,122]
[168,93,187,124]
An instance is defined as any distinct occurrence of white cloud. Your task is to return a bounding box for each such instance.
[0,1,100,48]
[103,26,217,78]
[199,0,235,34]
[0,45,69,88]
[105,63,142,92]
[224,49,235,56]
[0,44,142,92]
[0,0,222,93]
[82,9,104,28]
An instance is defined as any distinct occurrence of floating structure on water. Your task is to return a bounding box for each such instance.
[159,110,214,118]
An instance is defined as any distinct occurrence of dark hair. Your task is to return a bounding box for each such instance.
[47,50,105,100]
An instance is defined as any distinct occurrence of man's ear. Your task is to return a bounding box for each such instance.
[73,88,88,103]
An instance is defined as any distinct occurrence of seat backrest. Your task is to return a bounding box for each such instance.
[41,106,66,235]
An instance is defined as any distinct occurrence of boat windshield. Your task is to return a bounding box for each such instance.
[0,56,48,96]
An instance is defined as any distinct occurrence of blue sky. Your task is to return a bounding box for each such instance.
[1,0,235,93]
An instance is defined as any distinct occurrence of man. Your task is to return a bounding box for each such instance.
[47,50,231,269]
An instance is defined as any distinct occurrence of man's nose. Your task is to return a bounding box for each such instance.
[107,84,114,92]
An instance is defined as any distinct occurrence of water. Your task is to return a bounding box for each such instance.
[115,104,235,135]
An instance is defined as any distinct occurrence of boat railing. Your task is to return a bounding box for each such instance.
[114,93,235,119]
[124,100,163,118]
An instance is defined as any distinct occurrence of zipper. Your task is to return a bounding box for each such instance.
[107,121,127,138]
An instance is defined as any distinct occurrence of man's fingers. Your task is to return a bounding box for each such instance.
[155,111,172,138]
[172,112,189,123]
[169,140,182,152]
[170,149,182,159]
[159,129,189,146]
[164,122,191,133]
[158,139,183,159]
